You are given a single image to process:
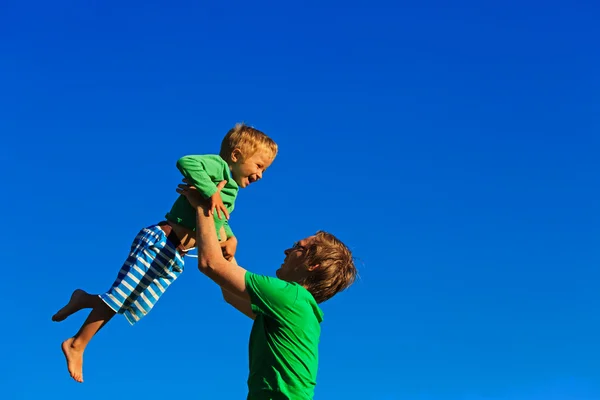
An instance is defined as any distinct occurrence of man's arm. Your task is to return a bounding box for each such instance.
[191,182,250,300]
[185,181,295,321]
[220,221,238,261]
[221,287,255,320]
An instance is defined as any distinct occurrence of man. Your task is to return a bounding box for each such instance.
[177,181,357,400]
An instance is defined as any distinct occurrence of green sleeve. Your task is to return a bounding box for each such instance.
[223,220,234,238]
[245,272,298,319]
[176,155,223,199]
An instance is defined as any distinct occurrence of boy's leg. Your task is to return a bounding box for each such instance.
[56,224,183,383]
[56,291,116,383]
[52,289,95,321]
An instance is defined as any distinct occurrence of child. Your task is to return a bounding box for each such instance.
[51,123,278,383]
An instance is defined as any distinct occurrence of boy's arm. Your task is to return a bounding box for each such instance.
[178,155,230,219]
[176,155,220,199]
[221,287,255,320]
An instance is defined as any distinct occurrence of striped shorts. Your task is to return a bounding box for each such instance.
[99,224,185,325]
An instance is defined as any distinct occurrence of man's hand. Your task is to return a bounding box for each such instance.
[220,236,238,261]
[188,179,250,300]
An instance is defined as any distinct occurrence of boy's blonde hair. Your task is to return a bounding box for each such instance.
[220,123,278,163]
[301,231,357,304]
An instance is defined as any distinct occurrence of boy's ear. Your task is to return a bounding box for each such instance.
[230,148,243,163]
[307,264,320,272]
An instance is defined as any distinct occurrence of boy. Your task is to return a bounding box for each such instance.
[52,123,278,383]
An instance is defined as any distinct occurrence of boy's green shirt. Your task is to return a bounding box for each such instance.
[165,154,239,240]
[245,272,324,400]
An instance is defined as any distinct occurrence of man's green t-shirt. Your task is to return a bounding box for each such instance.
[245,272,324,400]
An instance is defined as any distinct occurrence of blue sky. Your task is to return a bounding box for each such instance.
[1,0,598,399]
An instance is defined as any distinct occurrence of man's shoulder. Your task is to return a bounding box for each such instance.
[245,272,293,291]
[245,272,302,304]
[245,272,322,320]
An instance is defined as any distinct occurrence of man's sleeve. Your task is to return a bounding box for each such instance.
[176,155,222,199]
[245,272,298,319]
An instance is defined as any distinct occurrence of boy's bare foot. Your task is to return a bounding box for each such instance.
[61,338,84,383]
[52,289,87,322]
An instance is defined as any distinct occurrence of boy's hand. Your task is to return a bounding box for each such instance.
[178,179,229,220]
[220,236,237,261]
[209,191,230,220]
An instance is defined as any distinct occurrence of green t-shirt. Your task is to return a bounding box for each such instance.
[165,154,239,240]
[245,272,324,400]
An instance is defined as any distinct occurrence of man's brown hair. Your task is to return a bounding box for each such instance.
[220,123,278,163]
[301,231,357,303]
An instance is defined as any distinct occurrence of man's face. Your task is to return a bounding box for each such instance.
[276,236,316,281]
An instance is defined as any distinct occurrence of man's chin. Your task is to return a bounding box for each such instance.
[275,269,282,278]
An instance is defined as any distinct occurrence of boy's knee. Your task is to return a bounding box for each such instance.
[218,227,227,242]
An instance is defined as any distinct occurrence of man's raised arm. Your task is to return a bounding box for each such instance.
[177,181,250,300]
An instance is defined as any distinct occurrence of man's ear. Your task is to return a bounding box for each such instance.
[307,264,320,272]
[230,148,243,163]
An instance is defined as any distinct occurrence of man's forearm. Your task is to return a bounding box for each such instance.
[191,189,249,298]
[195,205,225,269]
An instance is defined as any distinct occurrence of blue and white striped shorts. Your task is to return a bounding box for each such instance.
[99,224,185,325]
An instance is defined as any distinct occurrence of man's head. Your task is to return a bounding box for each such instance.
[276,231,357,303]
[220,123,278,188]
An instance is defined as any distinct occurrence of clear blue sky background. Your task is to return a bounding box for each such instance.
[1,1,598,399]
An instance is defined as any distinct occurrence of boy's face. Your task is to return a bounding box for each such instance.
[229,149,273,188]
